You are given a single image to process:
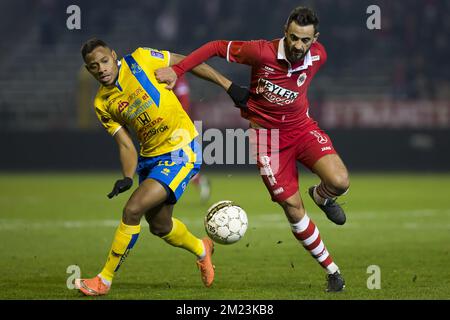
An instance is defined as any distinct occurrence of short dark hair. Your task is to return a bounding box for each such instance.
[286,6,319,33]
[81,38,110,61]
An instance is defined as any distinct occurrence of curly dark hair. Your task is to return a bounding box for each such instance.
[81,38,110,61]
[285,6,319,33]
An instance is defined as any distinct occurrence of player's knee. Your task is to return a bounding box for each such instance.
[149,220,172,237]
[279,198,301,211]
[123,205,144,225]
[329,173,350,196]
[278,197,305,222]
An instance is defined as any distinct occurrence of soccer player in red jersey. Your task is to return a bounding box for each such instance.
[156,7,348,292]
[173,75,211,203]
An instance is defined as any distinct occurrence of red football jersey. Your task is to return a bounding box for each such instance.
[173,39,327,130]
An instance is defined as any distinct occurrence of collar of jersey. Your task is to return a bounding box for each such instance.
[277,38,312,73]
[115,60,123,90]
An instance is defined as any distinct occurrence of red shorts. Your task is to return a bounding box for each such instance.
[250,123,337,202]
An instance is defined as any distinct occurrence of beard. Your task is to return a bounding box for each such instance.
[287,47,308,63]
[289,52,305,63]
[284,40,310,63]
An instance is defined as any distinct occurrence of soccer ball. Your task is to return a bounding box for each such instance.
[204,200,248,245]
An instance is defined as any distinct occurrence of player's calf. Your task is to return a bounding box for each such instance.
[290,212,344,292]
[277,193,306,223]
[146,211,173,237]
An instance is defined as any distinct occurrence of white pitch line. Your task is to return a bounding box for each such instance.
[0,210,449,231]
[0,219,118,230]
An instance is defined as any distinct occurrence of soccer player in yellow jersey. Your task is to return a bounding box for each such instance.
[74,38,234,296]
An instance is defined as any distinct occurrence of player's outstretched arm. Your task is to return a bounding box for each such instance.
[155,41,228,89]
[156,53,231,91]
[156,52,250,109]
[107,127,137,199]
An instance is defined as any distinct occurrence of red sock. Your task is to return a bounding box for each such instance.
[290,213,339,274]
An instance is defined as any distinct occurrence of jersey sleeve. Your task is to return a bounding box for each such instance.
[136,47,170,69]
[94,97,122,136]
[315,41,328,68]
[172,40,264,77]
[226,40,264,66]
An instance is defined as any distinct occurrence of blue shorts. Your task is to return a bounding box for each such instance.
[137,139,202,204]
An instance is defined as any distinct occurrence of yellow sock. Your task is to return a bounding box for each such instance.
[99,221,140,283]
[161,218,204,257]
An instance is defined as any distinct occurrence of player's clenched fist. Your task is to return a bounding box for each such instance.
[107,177,133,199]
[227,83,250,109]
[155,67,178,90]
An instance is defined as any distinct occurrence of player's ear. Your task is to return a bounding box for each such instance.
[111,50,117,60]
[313,32,320,43]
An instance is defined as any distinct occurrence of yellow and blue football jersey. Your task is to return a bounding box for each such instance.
[93,47,198,157]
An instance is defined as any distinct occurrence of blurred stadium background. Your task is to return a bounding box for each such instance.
[0,0,449,300]
[0,0,449,171]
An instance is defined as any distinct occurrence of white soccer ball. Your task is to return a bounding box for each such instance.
[204,200,248,245]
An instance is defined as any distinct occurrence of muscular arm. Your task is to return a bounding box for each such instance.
[113,127,138,178]
[156,42,251,109]
[171,41,229,77]
[161,52,231,90]
[156,41,230,90]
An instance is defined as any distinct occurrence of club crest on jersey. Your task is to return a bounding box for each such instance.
[130,63,142,74]
[297,72,307,87]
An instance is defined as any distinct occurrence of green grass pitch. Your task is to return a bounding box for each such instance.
[0,172,449,300]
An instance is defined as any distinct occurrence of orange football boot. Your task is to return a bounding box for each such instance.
[196,237,215,287]
[75,276,110,296]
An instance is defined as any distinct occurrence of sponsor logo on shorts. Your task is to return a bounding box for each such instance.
[273,187,284,195]
[310,130,328,144]
[321,146,332,152]
[260,155,278,186]
[157,160,176,167]
[297,72,307,87]
[161,168,171,176]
